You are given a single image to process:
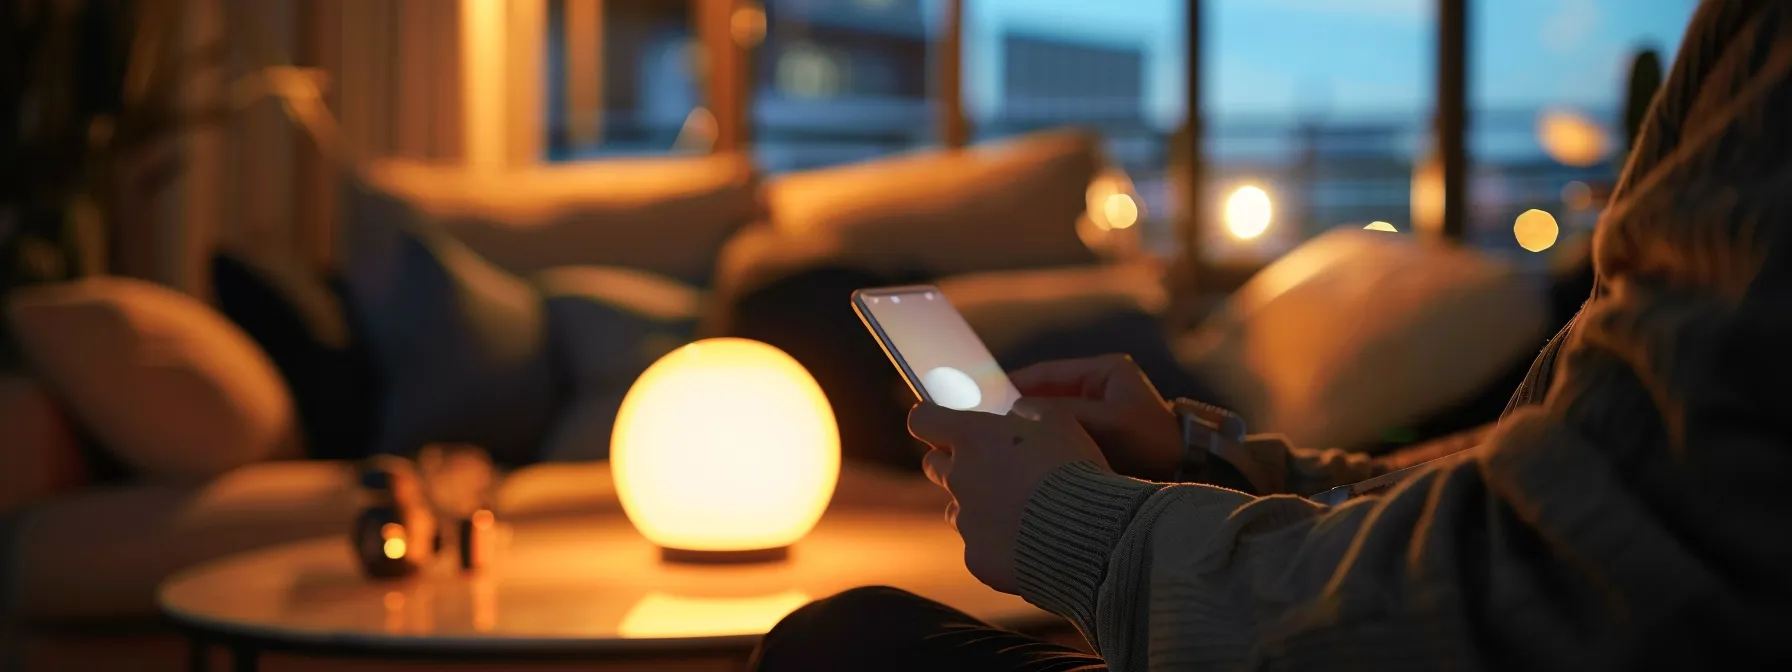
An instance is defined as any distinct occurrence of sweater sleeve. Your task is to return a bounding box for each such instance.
[1015,450,1486,671]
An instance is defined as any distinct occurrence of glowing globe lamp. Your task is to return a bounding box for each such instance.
[611,338,839,563]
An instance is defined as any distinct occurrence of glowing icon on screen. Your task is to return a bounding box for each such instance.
[923,366,982,411]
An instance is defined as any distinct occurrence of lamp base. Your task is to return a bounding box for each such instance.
[660,545,790,564]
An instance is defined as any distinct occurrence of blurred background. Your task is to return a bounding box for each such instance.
[541,0,1693,261]
[0,3,1707,669]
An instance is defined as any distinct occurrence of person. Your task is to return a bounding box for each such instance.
[749,1,1792,669]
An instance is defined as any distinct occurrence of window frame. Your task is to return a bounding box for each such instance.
[692,0,1472,278]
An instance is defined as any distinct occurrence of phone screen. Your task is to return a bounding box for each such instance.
[854,286,1020,415]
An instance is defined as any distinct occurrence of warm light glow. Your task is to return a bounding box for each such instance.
[618,591,812,639]
[1364,221,1398,232]
[1537,109,1610,168]
[383,591,405,634]
[383,537,407,559]
[612,338,839,555]
[472,578,498,633]
[1224,185,1273,239]
[1410,155,1444,236]
[1102,194,1139,229]
[380,523,404,539]
[1562,180,1595,210]
[461,0,508,171]
[1514,209,1560,252]
[731,4,767,47]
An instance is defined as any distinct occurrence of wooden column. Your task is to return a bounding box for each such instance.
[565,0,606,148]
[1180,0,1205,268]
[700,0,753,153]
[1437,0,1469,242]
[938,0,968,148]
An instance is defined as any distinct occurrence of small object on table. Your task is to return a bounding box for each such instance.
[352,456,437,579]
[457,508,499,572]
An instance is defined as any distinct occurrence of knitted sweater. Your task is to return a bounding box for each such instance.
[1014,3,1792,669]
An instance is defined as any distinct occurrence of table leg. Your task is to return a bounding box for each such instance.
[230,643,258,672]
[187,636,209,672]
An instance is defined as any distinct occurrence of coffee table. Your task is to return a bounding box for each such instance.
[159,510,1061,671]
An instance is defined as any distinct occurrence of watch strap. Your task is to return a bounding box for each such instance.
[1170,399,1278,495]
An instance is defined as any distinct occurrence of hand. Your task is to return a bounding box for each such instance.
[908,400,1108,594]
[1010,354,1183,481]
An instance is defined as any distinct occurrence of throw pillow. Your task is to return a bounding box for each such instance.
[533,266,700,462]
[762,129,1103,278]
[6,278,302,483]
[337,176,558,465]
[1175,228,1550,449]
[361,155,761,286]
[212,251,380,461]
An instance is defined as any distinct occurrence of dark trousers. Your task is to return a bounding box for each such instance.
[748,586,1106,672]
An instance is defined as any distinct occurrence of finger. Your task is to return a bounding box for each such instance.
[944,500,959,531]
[1010,354,1161,402]
[908,403,996,448]
[922,449,953,488]
[1010,396,1119,425]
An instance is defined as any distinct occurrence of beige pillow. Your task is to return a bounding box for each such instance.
[764,129,1103,277]
[362,154,760,285]
[1175,228,1549,449]
[0,376,87,513]
[6,278,301,482]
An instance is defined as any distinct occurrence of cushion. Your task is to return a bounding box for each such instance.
[533,266,701,462]
[338,177,560,465]
[212,251,380,461]
[2,460,367,622]
[361,155,761,285]
[1174,228,1549,449]
[0,376,87,514]
[940,262,1169,355]
[763,129,1103,278]
[6,278,302,483]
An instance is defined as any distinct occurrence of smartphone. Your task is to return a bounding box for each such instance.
[852,285,1021,415]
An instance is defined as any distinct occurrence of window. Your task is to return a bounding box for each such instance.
[754,0,941,173]
[965,0,1186,257]
[1468,0,1698,259]
[1202,0,1433,264]
[545,0,708,160]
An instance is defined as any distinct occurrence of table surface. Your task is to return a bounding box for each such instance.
[158,510,1057,656]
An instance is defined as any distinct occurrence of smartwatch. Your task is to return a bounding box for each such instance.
[1170,399,1250,485]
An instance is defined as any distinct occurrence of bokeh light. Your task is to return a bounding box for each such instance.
[1537,110,1609,168]
[1561,180,1596,211]
[1224,185,1272,240]
[1363,221,1398,232]
[1102,193,1139,229]
[1513,209,1560,252]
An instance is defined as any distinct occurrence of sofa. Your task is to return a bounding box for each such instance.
[0,129,1176,671]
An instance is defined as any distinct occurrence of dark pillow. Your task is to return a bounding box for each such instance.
[338,178,559,466]
[533,266,700,462]
[211,253,380,461]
